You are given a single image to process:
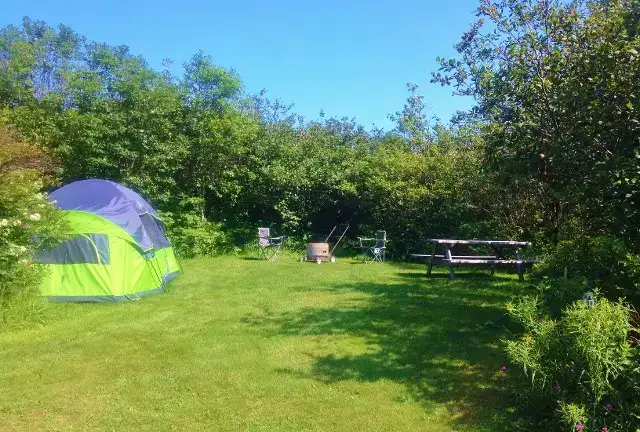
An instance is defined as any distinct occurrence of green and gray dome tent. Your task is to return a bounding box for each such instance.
[37,179,181,302]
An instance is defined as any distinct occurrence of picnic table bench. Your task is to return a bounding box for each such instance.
[411,239,535,281]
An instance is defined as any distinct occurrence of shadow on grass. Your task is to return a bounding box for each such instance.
[242,271,525,429]
[240,256,264,261]
[395,271,500,281]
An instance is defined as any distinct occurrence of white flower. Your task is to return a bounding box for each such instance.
[0,219,7,227]
[29,213,41,221]
[12,220,21,226]
[18,246,27,253]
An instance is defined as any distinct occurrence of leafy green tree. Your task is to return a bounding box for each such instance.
[0,17,83,106]
[434,0,640,245]
[388,83,437,150]
[183,51,242,111]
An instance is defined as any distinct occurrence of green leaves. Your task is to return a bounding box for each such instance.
[506,291,637,431]
[0,125,66,311]
[438,0,640,246]
[183,51,243,111]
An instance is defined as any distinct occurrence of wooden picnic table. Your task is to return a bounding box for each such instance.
[410,238,535,281]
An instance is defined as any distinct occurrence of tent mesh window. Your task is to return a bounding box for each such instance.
[37,234,110,264]
[139,214,171,249]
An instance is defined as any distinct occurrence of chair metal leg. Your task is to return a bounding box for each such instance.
[370,248,384,263]
[260,247,270,261]
[271,244,282,262]
[260,244,282,262]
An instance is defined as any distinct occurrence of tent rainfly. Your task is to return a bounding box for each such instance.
[37,179,181,302]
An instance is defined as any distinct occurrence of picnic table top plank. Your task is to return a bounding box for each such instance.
[410,254,498,259]
[428,239,530,247]
[444,259,536,265]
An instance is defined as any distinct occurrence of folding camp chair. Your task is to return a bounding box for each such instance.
[258,227,285,262]
[358,230,386,263]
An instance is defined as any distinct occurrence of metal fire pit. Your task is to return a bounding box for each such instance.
[303,242,335,264]
[300,224,349,264]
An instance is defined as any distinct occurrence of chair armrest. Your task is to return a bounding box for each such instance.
[358,237,374,247]
[269,235,285,245]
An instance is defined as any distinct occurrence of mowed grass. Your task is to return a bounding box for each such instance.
[0,254,528,431]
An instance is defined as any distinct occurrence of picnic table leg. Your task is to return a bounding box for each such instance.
[515,248,525,281]
[517,263,525,281]
[426,242,437,277]
[490,246,501,275]
[445,244,455,279]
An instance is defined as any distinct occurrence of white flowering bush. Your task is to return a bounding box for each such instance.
[0,126,65,323]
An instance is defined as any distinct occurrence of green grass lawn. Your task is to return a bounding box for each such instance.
[0,255,528,431]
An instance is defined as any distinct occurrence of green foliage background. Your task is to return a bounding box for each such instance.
[0,17,500,259]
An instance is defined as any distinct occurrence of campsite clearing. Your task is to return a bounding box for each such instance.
[0,255,526,431]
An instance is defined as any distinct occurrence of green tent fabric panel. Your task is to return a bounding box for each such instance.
[152,247,181,280]
[60,211,138,244]
[37,210,182,302]
[143,247,181,290]
[109,237,158,296]
[39,262,113,297]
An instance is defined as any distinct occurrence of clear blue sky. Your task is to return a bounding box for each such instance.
[3,0,477,130]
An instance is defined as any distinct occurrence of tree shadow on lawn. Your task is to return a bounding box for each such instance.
[242,272,525,429]
[395,271,499,281]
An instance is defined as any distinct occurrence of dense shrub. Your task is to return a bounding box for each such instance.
[619,254,640,309]
[505,293,638,431]
[160,199,237,258]
[537,237,640,309]
[531,278,590,319]
[0,126,64,324]
[540,237,626,281]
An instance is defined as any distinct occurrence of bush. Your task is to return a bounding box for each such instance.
[0,126,64,326]
[619,254,640,309]
[505,293,638,431]
[533,277,590,319]
[537,237,640,309]
[539,237,626,281]
[160,201,237,258]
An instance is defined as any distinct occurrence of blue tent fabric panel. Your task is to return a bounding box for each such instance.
[139,214,171,249]
[50,180,158,250]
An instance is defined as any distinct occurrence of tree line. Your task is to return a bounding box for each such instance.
[0,1,637,265]
[0,17,492,258]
